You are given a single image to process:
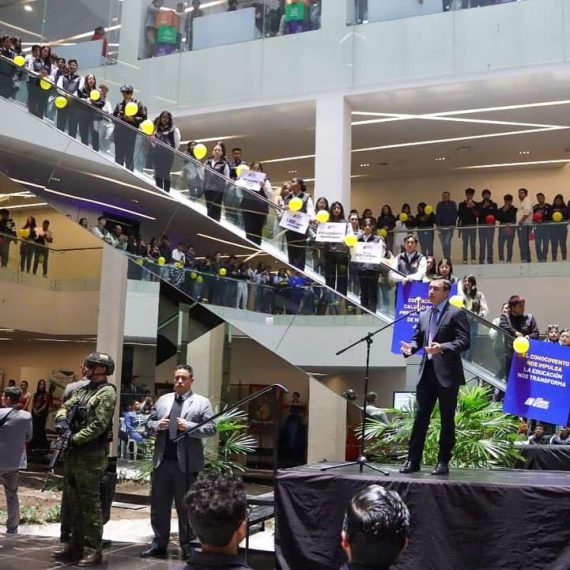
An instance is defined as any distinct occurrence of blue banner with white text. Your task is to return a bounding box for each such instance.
[503,339,570,425]
[391,281,458,355]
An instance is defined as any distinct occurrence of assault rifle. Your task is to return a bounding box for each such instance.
[41,400,82,492]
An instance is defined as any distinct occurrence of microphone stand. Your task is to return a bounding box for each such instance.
[321,304,421,475]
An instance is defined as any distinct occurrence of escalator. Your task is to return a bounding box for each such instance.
[0,55,510,391]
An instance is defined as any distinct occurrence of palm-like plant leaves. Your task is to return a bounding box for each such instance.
[363,385,523,468]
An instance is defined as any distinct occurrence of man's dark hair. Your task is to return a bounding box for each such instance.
[504,194,513,202]
[0,208,9,217]
[508,294,525,308]
[3,387,22,405]
[366,392,377,404]
[344,485,410,568]
[232,147,242,153]
[519,187,528,197]
[404,234,417,243]
[175,364,193,375]
[68,58,78,66]
[185,473,246,547]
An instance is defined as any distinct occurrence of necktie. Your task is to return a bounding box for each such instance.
[169,395,184,440]
[427,307,439,359]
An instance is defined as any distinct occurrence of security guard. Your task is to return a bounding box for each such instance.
[52,352,117,567]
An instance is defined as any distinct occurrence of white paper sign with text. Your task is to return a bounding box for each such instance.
[279,210,311,235]
[315,222,347,243]
[351,241,385,265]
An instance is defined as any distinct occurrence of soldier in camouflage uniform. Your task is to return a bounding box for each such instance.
[52,352,117,567]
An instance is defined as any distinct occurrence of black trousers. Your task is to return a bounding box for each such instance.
[114,126,137,171]
[204,189,223,221]
[243,211,267,246]
[150,459,196,550]
[408,361,459,465]
[358,270,379,313]
[285,230,307,270]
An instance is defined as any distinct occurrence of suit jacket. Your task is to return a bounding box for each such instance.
[147,391,216,473]
[0,407,32,471]
[408,302,470,388]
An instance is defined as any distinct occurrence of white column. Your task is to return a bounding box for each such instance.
[307,376,347,463]
[313,94,352,208]
[97,245,128,457]
[186,324,225,403]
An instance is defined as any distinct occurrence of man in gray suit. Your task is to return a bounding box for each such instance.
[140,364,216,560]
[400,278,470,476]
[0,386,33,534]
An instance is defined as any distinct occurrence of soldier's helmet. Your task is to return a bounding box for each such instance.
[84,352,115,376]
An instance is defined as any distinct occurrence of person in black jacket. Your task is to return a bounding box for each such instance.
[76,73,100,150]
[457,187,479,264]
[496,194,517,263]
[0,208,16,268]
[377,204,396,254]
[415,202,436,256]
[113,84,147,171]
[533,192,552,262]
[477,188,498,264]
[499,294,539,378]
[400,278,470,475]
[0,35,17,99]
[203,142,231,222]
[174,473,252,570]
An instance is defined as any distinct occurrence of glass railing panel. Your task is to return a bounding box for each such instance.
[139,0,322,60]
[346,0,521,26]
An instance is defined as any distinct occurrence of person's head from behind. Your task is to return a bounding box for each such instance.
[2,387,21,407]
[365,391,377,405]
[186,473,247,552]
[342,485,410,569]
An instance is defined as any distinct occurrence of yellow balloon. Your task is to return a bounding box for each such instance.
[190,271,197,280]
[40,78,52,91]
[196,275,204,284]
[54,96,67,109]
[158,256,166,266]
[236,164,250,178]
[399,212,408,222]
[289,197,303,212]
[140,119,155,136]
[90,89,101,101]
[124,101,138,117]
[193,143,207,161]
[219,267,227,276]
[449,294,463,308]
[552,211,563,222]
[344,234,358,247]
[425,205,434,215]
[175,261,184,269]
[13,55,25,67]
[513,336,530,354]
[378,228,388,238]
[135,257,144,266]
[316,210,330,223]
[18,228,30,239]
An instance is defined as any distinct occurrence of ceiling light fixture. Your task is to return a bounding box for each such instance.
[458,159,570,169]
[24,5,33,12]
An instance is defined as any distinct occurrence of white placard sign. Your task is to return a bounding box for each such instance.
[279,210,311,235]
[351,241,385,265]
[237,170,266,191]
[315,222,347,243]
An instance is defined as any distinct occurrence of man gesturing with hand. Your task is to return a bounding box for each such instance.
[400,278,470,476]
[140,365,215,561]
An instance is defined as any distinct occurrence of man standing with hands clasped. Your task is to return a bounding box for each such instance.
[400,278,470,476]
[140,365,216,561]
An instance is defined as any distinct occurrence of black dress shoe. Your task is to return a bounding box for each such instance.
[140,546,168,559]
[399,461,420,474]
[431,462,449,475]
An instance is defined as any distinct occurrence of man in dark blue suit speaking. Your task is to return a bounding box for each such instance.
[400,278,470,475]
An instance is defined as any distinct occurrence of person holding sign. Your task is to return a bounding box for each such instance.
[323,201,349,296]
[282,178,315,270]
[240,161,273,245]
[400,278,470,475]
[357,218,383,313]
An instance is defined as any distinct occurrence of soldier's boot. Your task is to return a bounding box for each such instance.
[51,542,82,561]
[77,547,103,567]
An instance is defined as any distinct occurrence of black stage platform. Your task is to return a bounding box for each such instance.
[0,535,274,570]
[275,463,570,570]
